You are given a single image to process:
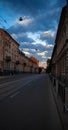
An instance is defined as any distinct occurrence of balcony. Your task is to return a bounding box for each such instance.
[6,56,11,62]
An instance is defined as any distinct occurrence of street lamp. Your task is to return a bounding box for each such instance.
[19,17,23,21]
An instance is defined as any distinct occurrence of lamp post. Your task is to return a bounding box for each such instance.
[19,17,23,21]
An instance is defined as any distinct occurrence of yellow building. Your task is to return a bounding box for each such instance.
[0,28,39,75]
[0,29,19,75]
[30,57,39,73]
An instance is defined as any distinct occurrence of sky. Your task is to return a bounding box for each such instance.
[0,0,66,68]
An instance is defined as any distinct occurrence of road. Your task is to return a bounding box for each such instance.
[0,74,63,130]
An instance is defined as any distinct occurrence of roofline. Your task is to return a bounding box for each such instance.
[0,28,19,46]
[51,4,67,60]
[55,4,67,44]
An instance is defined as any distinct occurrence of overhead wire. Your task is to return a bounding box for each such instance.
[0,15,10,28]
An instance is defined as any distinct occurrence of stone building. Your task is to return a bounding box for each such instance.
[30,57,39,73]
[50,2,68,83]
[0,28,19,75]
[23,56,31,73]
[0,28,39,75]
[0,31,3,73]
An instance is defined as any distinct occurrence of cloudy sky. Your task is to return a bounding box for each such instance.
[0,0,66,68]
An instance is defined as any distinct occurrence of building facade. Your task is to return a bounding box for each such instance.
[0,28,39,75]
[50,2,68,84]
[30,57,39,73]
[0,29,20,75]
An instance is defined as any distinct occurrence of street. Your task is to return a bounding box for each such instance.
[0,74,63,130]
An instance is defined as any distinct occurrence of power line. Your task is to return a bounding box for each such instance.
[0,21,6,29]
[0,15,10,27]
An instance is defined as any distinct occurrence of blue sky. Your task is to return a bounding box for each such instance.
[0,0,66,68]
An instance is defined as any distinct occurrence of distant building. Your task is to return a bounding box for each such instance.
[38,67,46,74]
[30,57,39,73]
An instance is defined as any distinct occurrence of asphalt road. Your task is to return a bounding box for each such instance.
[0,74,63,130]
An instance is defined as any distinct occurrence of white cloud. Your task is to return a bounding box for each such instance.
[11,32,54,62]
[35,39,47,46]
[12,33,27,40]
[30,49,37,52]
[27,32,54,49]
[15,17,33,26]
[27,32,48,46]
[11,33,18,39]
[21,48,37,57]
[20,42,28,45]
[11,33,26,41]
[42,30,56,38]
[17,33,26,38]
[39,61,47,68]
[23,50,31,57]
[42,56,47,59]
[27,32,40,41]
[46,56,51,59]
[21,48,30,51]
[21,48,38,56]
[37,51,48,57]
[44,44,54,48]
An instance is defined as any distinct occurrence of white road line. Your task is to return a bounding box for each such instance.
[0,78,25,87]
[0,75,39,87]
[0,76,42,99]
[10,91,20,98]
[9,78,39,98]
[9,80,33,98]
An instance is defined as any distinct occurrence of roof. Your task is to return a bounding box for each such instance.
[55,4,68,44]
[0,28,19,46]
[51,4,68,61]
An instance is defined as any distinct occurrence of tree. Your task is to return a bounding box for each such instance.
[47,59,51,66]
[46,59,51,73]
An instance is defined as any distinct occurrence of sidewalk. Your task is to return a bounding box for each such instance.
[49,76,68,130]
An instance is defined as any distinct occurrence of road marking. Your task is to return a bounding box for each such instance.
[0,75,42,99]
[9,79,38,98]
[10,91,20,98]
[0,75,40,88]
[10,81,33,98]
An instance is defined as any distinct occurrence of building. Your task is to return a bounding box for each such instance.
[38,67,46,74]
[50,2,68,84]
[23,56,31,73]
[49,1,68,112]
[0,30,3,74]
[30,57,39,73]
[0,28,39,75]
[0,28,19,75]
